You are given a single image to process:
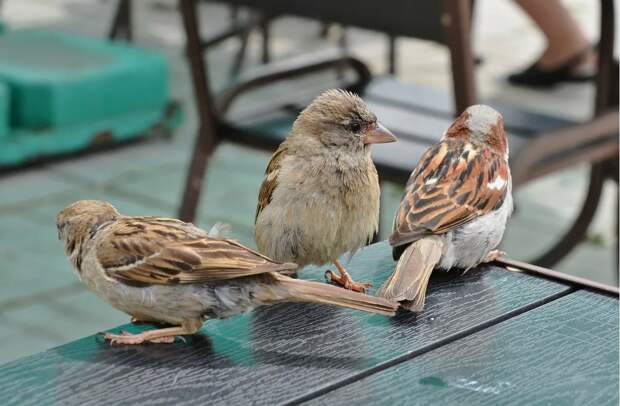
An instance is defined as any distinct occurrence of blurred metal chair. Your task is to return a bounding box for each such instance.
[511,0,618,268]
[178,0,618,268]
[109,0,132,40]
[109,0,273,76]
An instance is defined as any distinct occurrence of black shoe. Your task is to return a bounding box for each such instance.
[508,47,595,88]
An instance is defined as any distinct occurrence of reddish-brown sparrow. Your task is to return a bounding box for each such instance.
[57,200,398,345]
[377,105,513,311]
[254,89,397,292]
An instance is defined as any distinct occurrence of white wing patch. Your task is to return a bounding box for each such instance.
[487,175,507,190]
[105,255,152,272]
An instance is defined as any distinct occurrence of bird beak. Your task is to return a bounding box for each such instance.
[363,122,397,145]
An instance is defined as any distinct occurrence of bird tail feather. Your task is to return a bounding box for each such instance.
[376,236,443,312]
[270,273,398,316]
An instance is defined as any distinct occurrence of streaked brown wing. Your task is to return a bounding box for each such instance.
[389,139,509,247]
[255,142,289,222]
[97,217,297,286]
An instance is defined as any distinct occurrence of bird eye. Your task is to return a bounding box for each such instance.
[347,122,362,133]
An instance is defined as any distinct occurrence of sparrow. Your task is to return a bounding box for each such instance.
[56,200,398,345]
[254,89,397,292]
[377,105,513,311]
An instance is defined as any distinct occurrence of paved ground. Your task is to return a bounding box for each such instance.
[0,0,617,364]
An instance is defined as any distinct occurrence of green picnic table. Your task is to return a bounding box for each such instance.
[0,241,617,405]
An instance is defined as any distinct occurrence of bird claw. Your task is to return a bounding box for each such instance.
[325,269,371,293]
[101,331,178,345]
[483,250,506,263]
[347,281,372,293]
[148,336,177,344]
[104,332,145,345]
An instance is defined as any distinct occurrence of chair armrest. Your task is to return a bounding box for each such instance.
[217,52,371,115]
[512,110,619,185]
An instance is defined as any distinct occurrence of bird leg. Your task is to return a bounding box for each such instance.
[103,321,202,345]
[483,250,506,263]
[325,259,372,293]
[130,316,175,328]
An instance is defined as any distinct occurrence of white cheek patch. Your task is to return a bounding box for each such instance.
[487,175,506,190]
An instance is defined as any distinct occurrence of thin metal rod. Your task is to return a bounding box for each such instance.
[531,165,604,268]
[387,35,397,75]
[109,0,132,40]
[259,14,271,64]
[442,0,477,115]
[595,0,615,114]
[498,257,619,296]
[178,0,221,222]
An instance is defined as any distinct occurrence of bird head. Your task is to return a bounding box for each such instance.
[444,104,508,158]
[56,200,120,259]
[292,89,396,153]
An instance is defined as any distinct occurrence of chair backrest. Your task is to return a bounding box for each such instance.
[218,0,449,44]
[217,0,477,113]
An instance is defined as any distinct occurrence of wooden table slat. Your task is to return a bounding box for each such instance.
[0,242,572,406]
[307,289,619,406]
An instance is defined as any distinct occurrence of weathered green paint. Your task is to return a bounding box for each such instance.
[311,289,619,406]
[0,241,575,405]
[0,104,179,167]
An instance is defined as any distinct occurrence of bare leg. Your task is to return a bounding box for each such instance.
[514,0,594,71]
[483,250,506,263]
[325,259,371,293]
[104,320,202,345]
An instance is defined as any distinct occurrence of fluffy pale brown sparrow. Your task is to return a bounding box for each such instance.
[254,89,397,292]
[57,200,398,345]
[377,105,513,311]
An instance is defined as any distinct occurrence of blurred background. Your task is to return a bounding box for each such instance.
[0,0,617,364]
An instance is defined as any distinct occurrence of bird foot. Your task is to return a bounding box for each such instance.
[324,270,372,293]
[483,250,506,263]
[103,331,176,345]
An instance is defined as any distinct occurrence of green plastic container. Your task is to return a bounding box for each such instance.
[0,81,8,139]
[0,28,179,167]
[0,29,169,129]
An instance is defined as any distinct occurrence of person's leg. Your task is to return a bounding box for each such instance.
[515,0,592,69]
[509,0,596,86]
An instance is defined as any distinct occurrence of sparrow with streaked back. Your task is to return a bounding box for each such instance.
[255,89,397,292]
[377,105,513,311]
[57,200,398,345]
